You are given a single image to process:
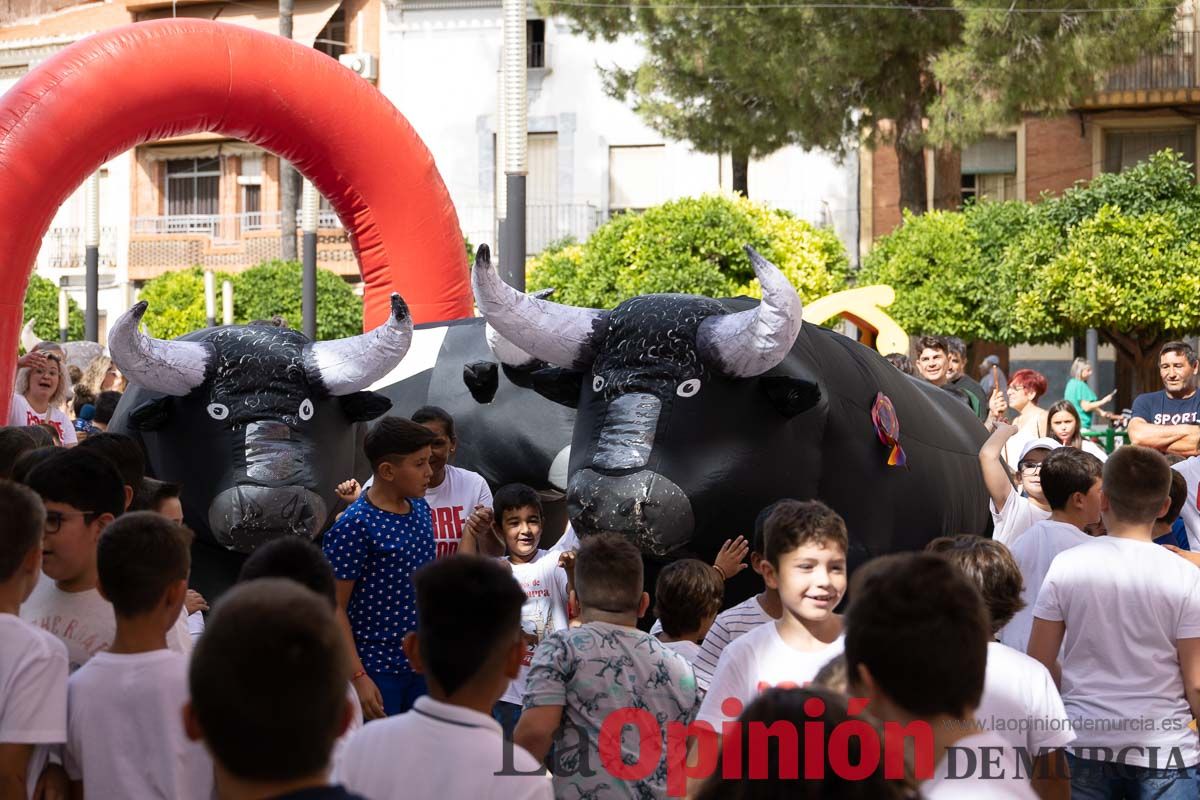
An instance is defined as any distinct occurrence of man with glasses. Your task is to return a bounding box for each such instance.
[979,421,1060,549]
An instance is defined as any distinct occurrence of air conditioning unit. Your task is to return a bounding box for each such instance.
[339,53,378,83]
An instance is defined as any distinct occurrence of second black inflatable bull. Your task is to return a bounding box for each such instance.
[474,244,990,599]
[108,295,412,599]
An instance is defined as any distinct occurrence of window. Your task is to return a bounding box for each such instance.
[528,20,545,69]
[164,158,220,217]
[315,9,347,60]
[961,135,1017,202]
[1103,128,1196,174]
[239,155,263,228]
[609,145,666,212]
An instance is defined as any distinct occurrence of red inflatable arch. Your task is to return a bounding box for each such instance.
[0,19,472,421]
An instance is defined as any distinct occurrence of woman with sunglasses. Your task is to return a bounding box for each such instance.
[10,344,77,445]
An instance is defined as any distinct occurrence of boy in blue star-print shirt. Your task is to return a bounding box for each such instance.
[324,417,437,719]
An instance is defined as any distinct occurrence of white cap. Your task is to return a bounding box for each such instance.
[1019,437,1061,463]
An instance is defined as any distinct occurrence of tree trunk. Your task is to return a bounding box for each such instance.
[731,147,749,198]
[932,144,961,211]
[279,0,298,261]
[1101,328,1169,409]
[894,99,927,217]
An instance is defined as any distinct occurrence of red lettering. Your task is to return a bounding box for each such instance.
[598,708,661,782]
[451,505,465,534]
[748,721,799,779]
[827,719,880,780]
[884,719,934,780]
[435,507,455,537]
[665,719,718,797]
[803,696,826,778]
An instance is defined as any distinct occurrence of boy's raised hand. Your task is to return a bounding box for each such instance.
[185,589,209,615]
[335,478,362,503]
[713,536,750,581]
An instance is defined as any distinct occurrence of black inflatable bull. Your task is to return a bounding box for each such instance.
[108,295,412,600]
[474,244,990,602]
[367,316,576,498]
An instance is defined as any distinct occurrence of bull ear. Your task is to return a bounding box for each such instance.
[462,361,499,404]
[129,397,173,431]
[760,376,821,418]
[338,391,393,422]
[530,367,585,408]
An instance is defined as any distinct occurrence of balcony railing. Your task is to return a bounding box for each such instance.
[1104,30,1200,92]
[37,227,119,270]
[133,211,344,240]
[458,203,607,257]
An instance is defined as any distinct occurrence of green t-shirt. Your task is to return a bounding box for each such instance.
[1065,377,1098,428]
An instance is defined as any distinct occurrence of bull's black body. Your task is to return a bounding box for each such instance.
[373,318,576,497]
[539,296,990,604]
[110,324,388,600]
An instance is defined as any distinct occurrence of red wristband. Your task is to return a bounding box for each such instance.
[352,670,367,682]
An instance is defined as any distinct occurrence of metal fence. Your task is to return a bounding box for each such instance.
[459,203,606,257]
[133,210,344,239]
[38,227,119,270]
[1105,30,1200,92]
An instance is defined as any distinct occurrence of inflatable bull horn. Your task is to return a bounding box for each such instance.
[473,243,803,377]
[20,319,39,353]
[110,293,414,397]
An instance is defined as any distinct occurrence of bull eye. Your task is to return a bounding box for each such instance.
[676,378,701,398]
[592,375,606,393]
[298,398,315,421]
[206,403,230,420]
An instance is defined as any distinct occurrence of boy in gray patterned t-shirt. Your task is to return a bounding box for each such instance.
[515,533,700,799]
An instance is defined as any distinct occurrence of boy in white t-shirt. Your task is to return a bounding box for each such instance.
[691,504,783,693]
[998,447,1102,653]
[19,449,194,668]
[696,500,847,730]
[341,406,494,558]
[927,535,1074,800]
[980,422,1059,548]
[488,483,571,738]
[337,556,552,800]
[18,448,125,670]
[1029,446,1200,797]
[186,579,365,800]
[65,512,214,799]
[846,552,1036,798]
[0,480,69,799]
[653,559,724,666]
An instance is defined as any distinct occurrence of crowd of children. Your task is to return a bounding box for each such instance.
[4,345,1200,798]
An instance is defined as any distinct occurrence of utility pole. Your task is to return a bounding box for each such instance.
[84,172,100,341]
[301,180,318,338]
[500,0,526,289]
[279,0,298,261]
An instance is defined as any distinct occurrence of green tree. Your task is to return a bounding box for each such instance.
[233,261,361,341]
[862,151,1200,394]
[138,263,362,341]
[137,267,233,340]
[22,274,84,346]
[527,194,848,307]
[550,0,1174,210]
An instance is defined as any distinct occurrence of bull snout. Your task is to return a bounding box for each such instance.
[566,468,694,556]
[208,485,327,553]
[208,420,327,553]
